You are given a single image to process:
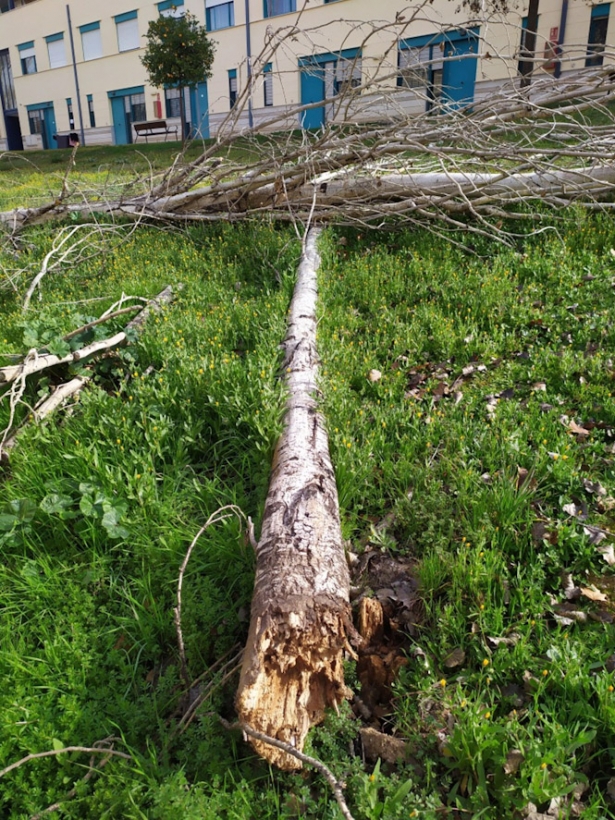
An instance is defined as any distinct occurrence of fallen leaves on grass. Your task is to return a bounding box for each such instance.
[580,585,608,602]
[504,749,524,775]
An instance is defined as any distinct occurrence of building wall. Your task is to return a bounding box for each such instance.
[0,0,611,150]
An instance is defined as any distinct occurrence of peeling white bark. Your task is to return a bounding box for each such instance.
[236,228,350,770]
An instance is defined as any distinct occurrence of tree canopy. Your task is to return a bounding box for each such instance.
[140,11,215,92]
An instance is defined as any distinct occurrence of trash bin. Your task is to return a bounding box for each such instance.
[53,134,70,148]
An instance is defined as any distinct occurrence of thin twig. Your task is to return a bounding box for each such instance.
[220,719,356,820]
[0,745,132,780]
[174,505,250,687]
[63,305,141,341]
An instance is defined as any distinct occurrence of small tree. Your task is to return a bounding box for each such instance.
[141,11,215,142]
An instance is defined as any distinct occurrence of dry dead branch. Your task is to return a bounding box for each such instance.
[0,284,179,461]
[0,742,132,780]
[218,718,355,820]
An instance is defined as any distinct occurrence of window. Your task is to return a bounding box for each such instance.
[586,3,610,67]
[206,0,234,30]
[264,0,295,17]
[158,0,185,17]
[66,97,74,129]
[165,87,181,117]
[46,33,67,69]
[18,41,36,75]
[80,22,102,61]
[0,49,17,109]
[334,57,361,95]
[228,69,237,108]
[115,11,139,53]
[87,94,95,128]
[398,42,443,106]
[398,47,430,89]
[127,92,146,122]
[28,107,44,136]
[264,63,273,106]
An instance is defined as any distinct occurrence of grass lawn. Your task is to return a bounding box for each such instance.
[1,150,615,818]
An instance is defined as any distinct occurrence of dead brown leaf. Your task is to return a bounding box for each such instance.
[568,419,590,438]
[444,647,466,668]
[580,585,608,602]
[504,749,524,775]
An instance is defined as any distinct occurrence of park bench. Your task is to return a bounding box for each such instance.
[133,120,179,143]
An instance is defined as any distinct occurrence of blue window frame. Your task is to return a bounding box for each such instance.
[206,0,234,30]
[228,68,237,108]
[586,3,610,66]
[263,62,273,106]
[264,0,295,17]
[18,40,36,75]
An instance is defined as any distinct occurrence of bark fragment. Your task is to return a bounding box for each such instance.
[236,228,350,770]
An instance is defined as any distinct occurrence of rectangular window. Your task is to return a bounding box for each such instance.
[115,11,139,52]
[46,33,67,69]
[228,68,237,108]
[586,4,610,67]
[334,56,361,95]
[80,22,102,61]
[206,0,234,30]
[87,93,95,128]
[28,107,44,136]
[264,62,273,106]
[0,49,17,109]
[127,92,146,122]
[18,41,36,75]
[66,97,74,128]
[398,47,430,89]
[165,87,181,117]
[264,0,295,17]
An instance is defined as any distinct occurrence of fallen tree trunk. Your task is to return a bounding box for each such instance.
[2,162,614,232]
[236,228,351,770]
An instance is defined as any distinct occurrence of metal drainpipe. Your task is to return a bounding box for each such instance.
[554,0,568,79]
[66,3,85,145]
[244,0,254,130]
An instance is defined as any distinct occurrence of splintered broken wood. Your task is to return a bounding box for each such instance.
[236,228,350,770]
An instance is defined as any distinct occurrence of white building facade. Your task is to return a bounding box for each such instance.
[0,0,611,150]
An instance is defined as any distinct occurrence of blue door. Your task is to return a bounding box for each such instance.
[193,81,210,139]
[43,106,57,149]
[300,65,325,129]
[442,36,478,108]
[111,96,129,145]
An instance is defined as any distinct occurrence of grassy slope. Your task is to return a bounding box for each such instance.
[1,145,615,817]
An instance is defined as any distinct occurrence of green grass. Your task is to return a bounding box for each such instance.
[2,158,615,817]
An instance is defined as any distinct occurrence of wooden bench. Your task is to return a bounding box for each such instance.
[133,120,179,143]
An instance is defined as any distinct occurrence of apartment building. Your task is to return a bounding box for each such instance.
[0,0,611,150]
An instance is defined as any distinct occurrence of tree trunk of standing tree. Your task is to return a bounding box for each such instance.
[236,228,351,770]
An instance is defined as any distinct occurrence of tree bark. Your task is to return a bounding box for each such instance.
[236,228,351,770]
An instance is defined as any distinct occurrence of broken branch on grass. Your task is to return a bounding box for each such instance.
[219,718,356,820]
[0,284,179,461]
[0,284,179,385]
[174,505,251,688]
[62,305,142,341]
[0,743,132,780]
[1,375,90,460]
[29,746,113,820]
